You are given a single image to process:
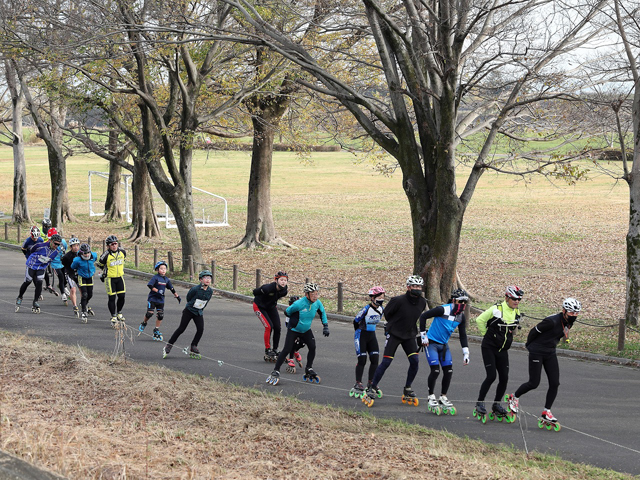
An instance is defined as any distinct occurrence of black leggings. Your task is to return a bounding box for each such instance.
[515,351,560,409]
[80,285,94,312]
[371,334,419,389]
[167,309,205,348]
[19,268,45,302]
[275,329,316,371]
[477,347,510,402]
[54,268,66,292]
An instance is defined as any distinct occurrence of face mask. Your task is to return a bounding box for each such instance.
[375,299,384,306]
[81,253,91,260]
[409,289,422,297]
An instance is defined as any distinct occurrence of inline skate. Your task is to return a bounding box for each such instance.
[504,393,519,414]
[294,351,303,368]
[361,386,377,407]
[73,306,79,318]
[438,395,457,415]
[15,297,22,312]
[266,370,280,385]
[31,301,41,314]
[183,345,201,359]
[489,402,515,423]
[62,293,68,306]
[285,358,297,374]
[366,381,383,399]
[473,402,487,423]
[349,382,365,398]
[427,394,441,414]
[80,312,88,324]
[538,410,561,432]
[401,387,419,407]
[263,348,278,363]
[45,285,58,296]
[110,316,118,329]
[87,307,95,316]
[303,367,321,384]
[162,344,172,359]
[139,322,147,333]
[153,328,163,341]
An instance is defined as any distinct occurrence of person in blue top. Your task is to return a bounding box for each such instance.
[163,270,212,359]
[61,237,81,316]
[71,243,98,322]
[49,232,68,304]
[16,233,61,313]
[419,288,470,415]
[21,226,42,258]
[139,261,181,341]
[349,286,385,398]
[266,282,329,385]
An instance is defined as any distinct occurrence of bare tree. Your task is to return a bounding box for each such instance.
[227,0,607,303]
[2,60,31,224]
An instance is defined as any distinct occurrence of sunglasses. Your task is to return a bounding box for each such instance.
[53,242,61,246]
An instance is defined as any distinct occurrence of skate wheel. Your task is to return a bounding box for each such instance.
[376,390,383,399]
[472,409,477,418]
[449,406,456,416]
[413,398,419,407]
[481,414,487,424]
[402,397,407,404]
[553,423,561,432]
[15,307,19,312]
[489,412,495,421]
[538,419,544,429]
[508,413,516,423]
[349,390,355,398]
[314,376,321,384]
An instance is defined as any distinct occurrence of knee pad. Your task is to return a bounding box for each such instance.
[430,365,440,375]
[145,310,154,320]
[157,311,164,321]
[369,353,379,365]
[357,355,368,366]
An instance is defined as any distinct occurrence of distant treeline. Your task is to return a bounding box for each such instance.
[198,140,341,152]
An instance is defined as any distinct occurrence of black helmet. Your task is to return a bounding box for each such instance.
[49,234,62,244]
[105,235,118,245]
[42,218,52,231]
[274,271,288,280]
[79,243,91,254]
[288,295,300,305]
[451,288,469,302]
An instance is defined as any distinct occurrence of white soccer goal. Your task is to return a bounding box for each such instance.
[88,171,229,228]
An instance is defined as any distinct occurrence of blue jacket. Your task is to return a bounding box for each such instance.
[285,297,328,334]
[147,274,175,303]
[71,252,97,279]
[353,304,384,332]
[50,239,67,269]
[419,303,469,347]
[26,243,58,270]
[21,237,42,258]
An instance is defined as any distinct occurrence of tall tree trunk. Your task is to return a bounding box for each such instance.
[102,124,122,222]
[625,85,640,326]
[5,61,30,224]
[232,111,292,249]
[47,100,76,226]
[128,154,160,242]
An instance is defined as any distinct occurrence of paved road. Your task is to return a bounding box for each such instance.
[1,247,639,476]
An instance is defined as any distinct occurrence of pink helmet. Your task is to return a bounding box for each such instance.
[368,286,386,297]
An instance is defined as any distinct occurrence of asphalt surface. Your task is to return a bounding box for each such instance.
[1,247,639,476]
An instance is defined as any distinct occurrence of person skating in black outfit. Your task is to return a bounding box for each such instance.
[362,275,427,407]
[253,271,288,361]
[506,298,581,427]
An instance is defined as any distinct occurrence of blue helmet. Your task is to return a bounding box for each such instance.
[154,261,168,271]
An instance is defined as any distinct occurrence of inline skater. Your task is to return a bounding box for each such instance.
[350,286,385,399]
[506,298,582,431]
[163,270,213,359]
[362,275,427,407]
[96,235,127,327]
[16,233,61,313]
[61,237,81,316]
[473,286,523,423]
[71,243,98,323]
[284,296,306,373]
[266,283,329,385]
[253,271,288,362]
[21,226,42,258]
[139,261,181,341]
[418,288,470,415]
[49,229,68,304]
[41,220,57,297]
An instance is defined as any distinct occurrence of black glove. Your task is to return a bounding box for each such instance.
[176,295,182,304]
[99,271,106,283]
[323,324,330,337]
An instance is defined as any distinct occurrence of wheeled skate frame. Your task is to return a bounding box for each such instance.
[266,373,280,385]
[183,347,201,359]
[303,373,321,383]
[538,418,561,432]
[402,393,419,407]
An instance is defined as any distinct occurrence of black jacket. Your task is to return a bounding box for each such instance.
[526,312,575,355]
[252,282,288,310]
[383,291,427,340]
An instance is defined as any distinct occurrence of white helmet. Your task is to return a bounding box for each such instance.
[505,285,524,300]
[68,237,80,246]
[562,298,581,313]
[406,275,424,287]
[303,282,319,293]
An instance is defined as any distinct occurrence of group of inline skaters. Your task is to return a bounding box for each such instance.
[253,271,582,432]
[16,219,582,430]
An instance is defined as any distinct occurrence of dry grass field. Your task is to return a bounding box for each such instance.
[0,145,637,357]
[0,332,633,480]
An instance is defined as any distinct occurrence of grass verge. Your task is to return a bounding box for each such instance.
[0,331,633,479]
